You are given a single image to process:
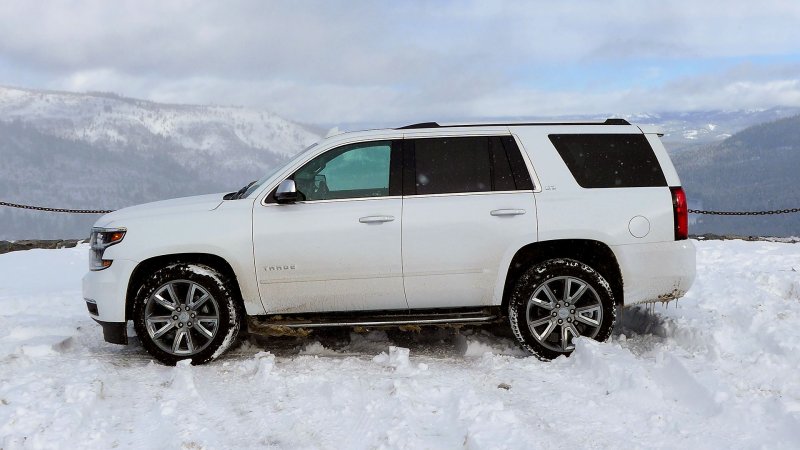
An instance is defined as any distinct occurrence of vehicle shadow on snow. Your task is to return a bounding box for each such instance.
[84,308,673,364]
[616,305,670,338]
[230,308,672,361]
[611,304,675,356]
[235,323,528,360]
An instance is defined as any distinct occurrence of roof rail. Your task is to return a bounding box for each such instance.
[397,118,630,129]
[397,122,440,129]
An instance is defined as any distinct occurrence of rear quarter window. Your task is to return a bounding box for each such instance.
[549,134,667,188]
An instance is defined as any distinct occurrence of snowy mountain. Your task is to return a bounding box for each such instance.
[621,108,800,152]
[509,108,800,151]
[0,86,320,173]
[406,107,799,154]
[0,86,320,240]
[2,84,798,239]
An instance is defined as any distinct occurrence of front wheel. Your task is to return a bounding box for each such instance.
[508,258,616,360]
[132,263,242,365]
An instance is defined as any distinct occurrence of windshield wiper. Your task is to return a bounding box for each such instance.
[223,180,256,200]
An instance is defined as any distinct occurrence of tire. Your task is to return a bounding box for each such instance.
[132,263,243,365]
[508,258,616,360]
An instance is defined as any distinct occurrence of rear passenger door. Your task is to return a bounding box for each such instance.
[401,134,538,309]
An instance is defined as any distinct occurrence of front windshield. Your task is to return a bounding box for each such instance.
[241,142,319,198]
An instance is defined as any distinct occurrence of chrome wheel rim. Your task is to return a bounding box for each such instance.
[144,280,220,356]
[525,276,603,353]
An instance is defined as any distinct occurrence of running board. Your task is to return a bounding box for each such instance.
[247,308,499,336]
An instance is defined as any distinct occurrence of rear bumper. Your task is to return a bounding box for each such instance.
[612,239,696,305]
[92,318,128,345]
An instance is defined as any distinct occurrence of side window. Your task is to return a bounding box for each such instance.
[412,137,492,195]
[489,137,516,191]
[293,141,394,201]
[489,136,534,191]
[408,136,534,195]
[549,134,667,188]
[501,136,534,190]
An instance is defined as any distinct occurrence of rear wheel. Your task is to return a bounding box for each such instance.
[508,258,616,360]
[132,263,242,365]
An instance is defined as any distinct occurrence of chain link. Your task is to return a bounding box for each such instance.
[3,199,799,217]
[689,208,800,216]
[0,201,114,214]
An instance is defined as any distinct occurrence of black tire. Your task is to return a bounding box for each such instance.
[132,263,243,365]
[508,258,616,360]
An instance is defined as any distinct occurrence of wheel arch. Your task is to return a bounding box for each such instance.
[500,239,624,311]
[125,253,245,322]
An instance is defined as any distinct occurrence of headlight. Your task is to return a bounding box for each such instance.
[90,227,126,271]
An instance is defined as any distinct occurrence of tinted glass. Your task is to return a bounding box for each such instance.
[293,141,392,201]
[413,137,492,195]
[501,136,534,190]
[549,134,667,188]
[489,137,516,191]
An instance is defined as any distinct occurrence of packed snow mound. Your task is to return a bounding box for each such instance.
[1,240,800,448]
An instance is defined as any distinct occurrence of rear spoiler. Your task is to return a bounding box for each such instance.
[637,125,664,137]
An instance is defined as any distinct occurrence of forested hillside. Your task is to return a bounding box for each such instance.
[0,87,319,239]
[672,114,800,236]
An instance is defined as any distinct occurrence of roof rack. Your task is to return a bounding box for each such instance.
[397,118,630,129]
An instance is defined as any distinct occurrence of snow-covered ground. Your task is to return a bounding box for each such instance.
[1,240,799,449]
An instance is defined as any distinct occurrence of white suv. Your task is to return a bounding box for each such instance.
[83,119,695,364]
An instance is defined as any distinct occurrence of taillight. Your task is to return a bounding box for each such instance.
[670,187,688,240]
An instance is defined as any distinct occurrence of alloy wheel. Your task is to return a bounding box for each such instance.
[144,280,221,356]
[525,276,603,352]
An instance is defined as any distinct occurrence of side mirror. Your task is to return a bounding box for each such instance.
[275,179,299,204]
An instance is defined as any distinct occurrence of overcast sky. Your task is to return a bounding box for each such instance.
[1,0,799,126]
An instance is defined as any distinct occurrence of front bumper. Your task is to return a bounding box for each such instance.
[82,258,138,343]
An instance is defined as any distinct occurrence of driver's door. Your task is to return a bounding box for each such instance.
[252,140,408,314]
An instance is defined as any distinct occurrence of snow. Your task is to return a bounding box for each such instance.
[2,240,800,448]
[683,129,699,140]
[0,86,319,162]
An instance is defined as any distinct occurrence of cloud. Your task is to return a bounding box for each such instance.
[0,0,799,124]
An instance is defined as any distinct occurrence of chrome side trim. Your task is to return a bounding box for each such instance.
[260,273,403,284]
[402,268,486,277]
[403,190,534,200]
[262,190,534,206]
[267,315,497,328]
[262,195,402,207]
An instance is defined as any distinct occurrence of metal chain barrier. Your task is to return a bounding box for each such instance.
[2,199,799,217]
[689,208,800,216]
[0,201,115,214]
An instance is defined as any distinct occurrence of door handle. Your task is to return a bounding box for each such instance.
[359,215,395,223]
[490,209,526,216]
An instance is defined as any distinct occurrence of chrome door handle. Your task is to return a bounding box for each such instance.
[359,215,395,223]
[490,209,526,216]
